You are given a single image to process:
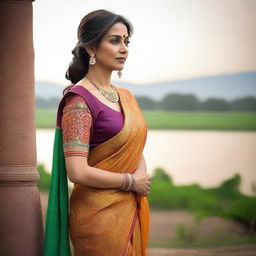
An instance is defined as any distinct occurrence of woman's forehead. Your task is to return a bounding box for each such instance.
[105,23,129,38]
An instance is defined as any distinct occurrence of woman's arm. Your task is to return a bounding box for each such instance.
[66,153,149,189]
[135,153,148,173]
[66,153,148,189]
[61,95,126,189]
[65,156,125,189]
[66,156,150,196]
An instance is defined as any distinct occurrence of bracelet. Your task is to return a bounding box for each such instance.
[130,174,135,191]
[123,173,135,192]
[121,173,130,190]
[123,173,131,191]
[126,174,132,191]
[124,173,130,190]
[130,174,135,190]
[120,173,128,190]
[120,173,135,192]
[128,174,135,191]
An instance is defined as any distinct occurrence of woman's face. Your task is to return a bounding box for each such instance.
[92,22,130,71]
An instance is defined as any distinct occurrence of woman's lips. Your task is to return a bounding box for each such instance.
[116,58,126,62]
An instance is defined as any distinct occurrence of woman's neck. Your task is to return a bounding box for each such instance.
[85,65,113,90]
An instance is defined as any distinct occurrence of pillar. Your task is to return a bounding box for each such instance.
[0,0,43,255]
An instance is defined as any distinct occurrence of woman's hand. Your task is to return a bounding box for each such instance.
[132,168,151,196]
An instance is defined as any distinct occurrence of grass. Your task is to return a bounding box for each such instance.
[36,109,256,130]
[36,109,57,128]
[142,111,256,130]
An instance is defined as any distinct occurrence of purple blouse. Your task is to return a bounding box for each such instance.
[61,85,124,157]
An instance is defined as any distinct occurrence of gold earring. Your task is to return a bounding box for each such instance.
[89,55,96,65]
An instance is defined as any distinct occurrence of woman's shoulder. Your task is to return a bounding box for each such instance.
[63,94,91,113]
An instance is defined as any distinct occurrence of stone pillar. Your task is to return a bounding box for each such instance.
[0,1,43,256]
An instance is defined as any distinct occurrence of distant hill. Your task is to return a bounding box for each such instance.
[36,71,256,100]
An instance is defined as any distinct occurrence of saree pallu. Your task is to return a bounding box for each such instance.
[43,85,150,256]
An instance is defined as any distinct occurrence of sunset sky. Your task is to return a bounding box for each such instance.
[33,0,256,85]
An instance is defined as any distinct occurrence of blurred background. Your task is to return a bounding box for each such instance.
[34,0,256,253]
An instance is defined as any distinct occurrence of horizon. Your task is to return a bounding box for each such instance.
[35,70,256,87]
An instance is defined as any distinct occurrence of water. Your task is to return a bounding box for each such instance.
[36,129,256,196]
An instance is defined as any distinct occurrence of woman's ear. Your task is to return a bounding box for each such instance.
[85,46,95,57]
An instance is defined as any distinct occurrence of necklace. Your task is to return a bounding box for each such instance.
[85,76,119,103]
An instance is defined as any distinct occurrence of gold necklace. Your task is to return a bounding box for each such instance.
[85,76,119,103]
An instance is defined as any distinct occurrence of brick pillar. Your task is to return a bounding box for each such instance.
[0,1,43,255]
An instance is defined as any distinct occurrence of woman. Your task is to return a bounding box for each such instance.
[43,9,151,256]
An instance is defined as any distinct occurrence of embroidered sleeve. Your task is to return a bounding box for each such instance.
[61,94,92,158]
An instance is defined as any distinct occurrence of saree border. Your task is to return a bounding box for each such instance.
[122,207,139,256]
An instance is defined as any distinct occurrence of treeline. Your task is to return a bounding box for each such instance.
[36,97,60,109]
[36,93,256,111]
[136,94,256,111]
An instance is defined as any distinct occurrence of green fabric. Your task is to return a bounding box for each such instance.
[43,128,71,256]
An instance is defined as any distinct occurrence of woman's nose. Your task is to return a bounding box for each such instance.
[120,42,128,53]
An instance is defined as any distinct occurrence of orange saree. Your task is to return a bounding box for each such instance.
[68,85,150,256]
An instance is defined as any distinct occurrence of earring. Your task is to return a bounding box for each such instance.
[89,55,96,65]
[117,70,122,79]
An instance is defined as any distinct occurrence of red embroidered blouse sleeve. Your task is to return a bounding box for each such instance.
[61,94,92,158]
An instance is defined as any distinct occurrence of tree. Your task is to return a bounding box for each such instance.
[201,98,229,111]
[151,167,173,184]
[229,97,256,111]
[160,93,201,111]
[135,96,157,110]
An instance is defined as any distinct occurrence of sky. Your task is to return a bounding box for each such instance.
[33,0,256,85]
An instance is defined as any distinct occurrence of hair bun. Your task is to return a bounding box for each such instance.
[71,47,77,56]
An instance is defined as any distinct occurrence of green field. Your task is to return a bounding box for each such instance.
[36,109,256,130]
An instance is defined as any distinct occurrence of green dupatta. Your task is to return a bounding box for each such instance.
[43,127,71,256]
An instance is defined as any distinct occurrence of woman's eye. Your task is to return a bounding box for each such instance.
[111,40,130,46]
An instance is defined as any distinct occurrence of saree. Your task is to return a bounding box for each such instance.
[43,85,150,256]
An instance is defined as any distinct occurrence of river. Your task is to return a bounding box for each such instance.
[36,129,256,196]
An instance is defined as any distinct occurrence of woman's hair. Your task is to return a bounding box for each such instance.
[63,9,133,95]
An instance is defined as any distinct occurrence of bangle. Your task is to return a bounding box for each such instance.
[123,173,131,191]
[120,173,135,192]
[124,173,130,190]
[120,173,128,190]
[123,173,135,192]
[126,174,132,191]
[130,174,135,190]
[120,173,130,191]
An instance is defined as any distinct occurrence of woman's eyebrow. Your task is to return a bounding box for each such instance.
[108,35,129,39]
